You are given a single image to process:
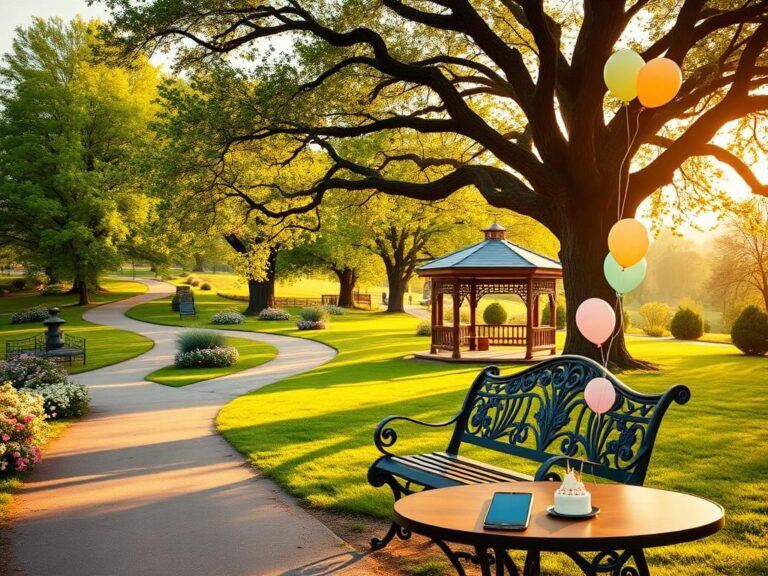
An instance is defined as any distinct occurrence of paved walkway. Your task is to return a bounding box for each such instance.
[8,279,376,576]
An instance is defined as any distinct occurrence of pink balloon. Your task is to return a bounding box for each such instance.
[575,298,616,346]
[584,377,616,415]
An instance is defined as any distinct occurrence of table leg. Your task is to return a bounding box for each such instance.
[630,549,651,576]
[431,539,468,576]
[475,546,493,576]
[523,550,540,576]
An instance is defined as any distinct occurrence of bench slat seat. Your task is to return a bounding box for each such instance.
[367,355,690,552]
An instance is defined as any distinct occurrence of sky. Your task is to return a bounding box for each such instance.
[0,1,759,243]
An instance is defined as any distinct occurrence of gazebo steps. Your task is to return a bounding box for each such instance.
[411,349,559,364]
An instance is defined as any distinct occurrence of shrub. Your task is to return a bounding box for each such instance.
[638,302,671,337]
[258,307,291,321]
[483,302,508,325]
[185,276,199,285]
[325,305,345,316]
[621,307,631,333]
[24,273,47,289]
[176,330,227,354]
[541,298,566,329]
[0,355,89,419]
[731,305,768,356]
[10,278,26,291]
[0,382,47,474]
[299,307,329,323]
[11,305,50,324]
[188,278,201,287]
[416,320,431,336]
[670,308,704,340]
[40,284,66,296]
[178,272,189,278]
[174,346,239,368]
[444,308,470,324]
[210,310,246,325]
[200,282,213,291]
[296,320,327,330]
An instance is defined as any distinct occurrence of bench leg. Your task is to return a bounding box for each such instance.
[367,468,412,550]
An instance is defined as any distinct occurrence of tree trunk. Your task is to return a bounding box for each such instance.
[243,249,277,315]
[558,209,651,370]
[386,269,409,313]
[192,253,205,272]
[73,271,90,306]
[45,266,59,285]
[334,267,357,307]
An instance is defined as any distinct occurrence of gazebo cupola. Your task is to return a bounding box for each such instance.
[416,224,563,362]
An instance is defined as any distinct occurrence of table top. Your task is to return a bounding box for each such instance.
[393,482,724,552]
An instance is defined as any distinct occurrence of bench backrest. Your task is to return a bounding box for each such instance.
[447,355,689,485]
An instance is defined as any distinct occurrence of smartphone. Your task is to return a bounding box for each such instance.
[483,492,533,531]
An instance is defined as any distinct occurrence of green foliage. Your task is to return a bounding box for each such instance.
[10,306,50,324]
[41,284,67,296]
[200,282,213,291]
[731,306,768,356]
[482,302,508,325]
[415,320,431,336]
[175,330,227,354]
[299,307,329,323]
[174,346,239,368]
[622,307,631,333]
[542,297,566,329]
[670,308,704,341]
[0,18,160,298]
[638,302,671,337]
[443,308,470,324]
[10,279,26,292]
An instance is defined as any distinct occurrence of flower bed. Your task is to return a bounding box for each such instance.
[296,320,327,330]
[0,355,90,419]
[210,311,246,325]
[0,382,47,474]
[174,346,239,368]
[10,305,50,324]
[325,305,345,316]
[258,307,291,321]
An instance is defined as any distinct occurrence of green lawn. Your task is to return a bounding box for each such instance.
[128,289,767,576]
[145,336,277,387]
[0,278,153,373]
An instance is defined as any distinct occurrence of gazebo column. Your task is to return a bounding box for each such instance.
[548,292,557,356]
[469,281,477,351]
[437,285,444,326]
[525,277,534,360]
[452,280,461,359]
[430,281,438,354]
[533,293,540,327]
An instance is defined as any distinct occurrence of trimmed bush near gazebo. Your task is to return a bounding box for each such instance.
[670,308,704,340]
[731,306,768,356]
[483,302,508,325]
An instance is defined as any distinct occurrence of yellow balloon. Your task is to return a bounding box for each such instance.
[608,219,649,269]
[637,58,682,108]
[603,49,645,102]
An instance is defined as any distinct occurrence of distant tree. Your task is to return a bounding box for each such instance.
[709,198,768,315]
[0,17,159,304]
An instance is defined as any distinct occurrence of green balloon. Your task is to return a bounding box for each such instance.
[604,49,645,102]
[604,254,647,294]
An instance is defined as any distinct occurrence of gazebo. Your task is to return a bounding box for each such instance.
[415,223,562,362]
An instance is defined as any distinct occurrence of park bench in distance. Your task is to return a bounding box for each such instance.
[367,355,690,550]
[5,334,86,366]
[179,300,198,319]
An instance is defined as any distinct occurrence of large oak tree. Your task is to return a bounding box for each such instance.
[103,0,768,366]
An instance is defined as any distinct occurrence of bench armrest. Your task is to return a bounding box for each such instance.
[374,414,460,456]
[534,456,602,482]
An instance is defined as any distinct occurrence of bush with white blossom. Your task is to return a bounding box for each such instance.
[258,307,291,321]
[10,305,50,324]
[210,310,246,325]
[174,347,239,368]
[0,355,90,419]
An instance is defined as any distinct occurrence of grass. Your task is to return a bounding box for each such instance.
[0,278,153,374]
[145,336,277,387]
[128,289,768,576]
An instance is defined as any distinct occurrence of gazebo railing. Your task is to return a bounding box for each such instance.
[476,324,527,346]
[530,326,556,348]
[432,325,470,350]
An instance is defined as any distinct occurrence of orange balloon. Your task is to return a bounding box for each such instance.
[636,58,682,108]
[608,219,649,268]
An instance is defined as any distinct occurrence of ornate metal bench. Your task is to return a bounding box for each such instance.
[5,334,86,366]
[367,355,690,552]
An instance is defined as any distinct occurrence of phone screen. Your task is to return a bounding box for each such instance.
[483,492,533,530]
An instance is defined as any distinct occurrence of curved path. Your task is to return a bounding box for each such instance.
[8,279,376,576]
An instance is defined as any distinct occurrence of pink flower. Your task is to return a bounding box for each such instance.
[15,423,25,431]
[1,434,9,442]
[12,451,20,458]
[23,415,33,424]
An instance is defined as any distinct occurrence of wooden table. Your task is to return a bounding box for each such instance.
[393,482,724,576]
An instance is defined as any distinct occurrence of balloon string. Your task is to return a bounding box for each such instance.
[617,106,644,221]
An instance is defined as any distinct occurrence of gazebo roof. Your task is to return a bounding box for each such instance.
[417,224,562,274]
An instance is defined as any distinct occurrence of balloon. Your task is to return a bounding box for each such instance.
[584,377,616,415]
[603,49,645,102]
[576,298,616,346]
[604,254,647,294]
[608,218,649,268]
[636,58,682,108]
